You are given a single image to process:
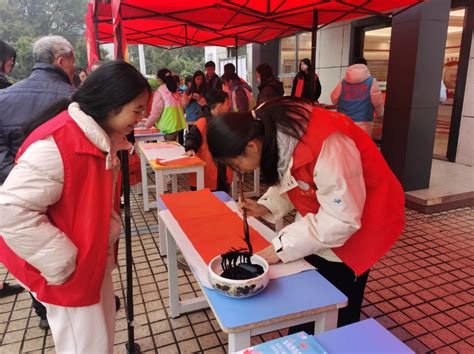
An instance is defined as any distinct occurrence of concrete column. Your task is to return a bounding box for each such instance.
[381,0,451,191]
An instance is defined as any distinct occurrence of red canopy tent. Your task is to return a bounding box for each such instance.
[89,0,424,49]
[86,2,426,353]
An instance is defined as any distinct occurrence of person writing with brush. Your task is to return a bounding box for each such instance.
[206,96,404,330]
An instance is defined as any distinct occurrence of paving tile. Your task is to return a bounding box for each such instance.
[446,308,470,322]
[433,328,461,345]
[418,302,441,316]
[198,333,220,350]
[173,326,194,341]
[178,338,200,353]
[193,321,214,336]
[404,322,428,337]
[403,307,426,321]
[404,337,430,353]
[447,323,473,339]
[388,311,412,325]
[450,340,474,353]
[154,331,175,348]
[418,317,443,332]
[418,332,446,349]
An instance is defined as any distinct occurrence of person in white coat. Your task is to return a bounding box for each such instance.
[0,61,150,353]
[206,96,404,330]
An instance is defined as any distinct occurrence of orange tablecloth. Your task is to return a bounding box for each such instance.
[161,189,270,264]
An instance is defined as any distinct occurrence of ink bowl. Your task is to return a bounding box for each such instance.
[207,254,270,298]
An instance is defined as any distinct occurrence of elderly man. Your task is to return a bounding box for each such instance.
[0,35,75,183]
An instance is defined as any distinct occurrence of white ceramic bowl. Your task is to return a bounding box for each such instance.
[207,254,270,298]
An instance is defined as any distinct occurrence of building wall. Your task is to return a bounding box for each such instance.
[315,22,352,104]
[204,46,229,75]
[456,34,474,166]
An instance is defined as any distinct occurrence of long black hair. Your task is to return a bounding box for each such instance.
[157,68,177,93]
[0,40,16,73]
[298,58,311,76]
[189,70,207,96]
[207,96,312,185]
[205,89,228,110]
[24,60,151,137]
[256,63,274,84]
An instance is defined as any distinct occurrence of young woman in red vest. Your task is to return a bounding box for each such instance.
[0,61,150,353]
[184,89,233,192]
[207,96,405,330]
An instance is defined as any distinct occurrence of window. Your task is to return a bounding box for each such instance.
[297,32,312,62]
[280,36,296,74]
[279,33,313,94]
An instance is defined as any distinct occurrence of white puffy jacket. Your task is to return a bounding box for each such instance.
[258,131,366,263]
[0,103,128,285]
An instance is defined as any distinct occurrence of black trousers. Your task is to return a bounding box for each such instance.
[289,255,369,334]
[30,293,47,320]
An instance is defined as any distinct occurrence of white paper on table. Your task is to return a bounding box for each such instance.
[159,200,315,289]
[140,142,185,161]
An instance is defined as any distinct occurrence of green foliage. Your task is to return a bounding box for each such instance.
[128,45,205,79]
[147,77,159,92]
[1,0,205,81]
[0,0,88,80]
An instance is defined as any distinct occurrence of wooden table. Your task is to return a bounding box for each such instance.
[158,192,347,353]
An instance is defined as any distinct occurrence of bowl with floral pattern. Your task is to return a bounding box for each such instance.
[207,254,270,298]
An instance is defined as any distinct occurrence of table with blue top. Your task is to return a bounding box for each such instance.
[315,318,414,353]
[158,191,348,353]
[237,318,414,353]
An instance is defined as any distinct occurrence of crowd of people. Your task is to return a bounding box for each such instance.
[0,35,402,354]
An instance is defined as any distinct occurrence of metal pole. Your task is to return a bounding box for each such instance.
[114,3,140,353]
[235,37,239,76]
[310,9,318,103]
[138,44,146,75]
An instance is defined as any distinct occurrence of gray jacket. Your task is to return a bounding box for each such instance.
[0,63,74,183]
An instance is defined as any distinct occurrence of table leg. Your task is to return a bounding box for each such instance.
[313,309,338,334]
[196,167,204,190]
[231,171,238,200]
[228,330,251,353]
[254,167,260,196]
[140,151,149,211]
[171,174,178,193]
[156,171,167,256]
[165,226,180,318]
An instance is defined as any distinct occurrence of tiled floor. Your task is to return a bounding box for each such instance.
[0,173,473,353]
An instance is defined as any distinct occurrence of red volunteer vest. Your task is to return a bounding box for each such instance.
[286,107,405,275]
[0,111,120,306]
[188,118,233,190]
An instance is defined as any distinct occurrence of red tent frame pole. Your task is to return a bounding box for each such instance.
[92,0,101,59]
[310,9,318,102]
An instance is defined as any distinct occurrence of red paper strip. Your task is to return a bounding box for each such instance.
[161,189,270,264]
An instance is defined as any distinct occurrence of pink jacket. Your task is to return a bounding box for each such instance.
[331,64,384,118]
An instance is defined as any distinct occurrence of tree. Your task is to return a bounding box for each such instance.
[1,0,205,82]
[0,0,88,80]
[128,45,204,79]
